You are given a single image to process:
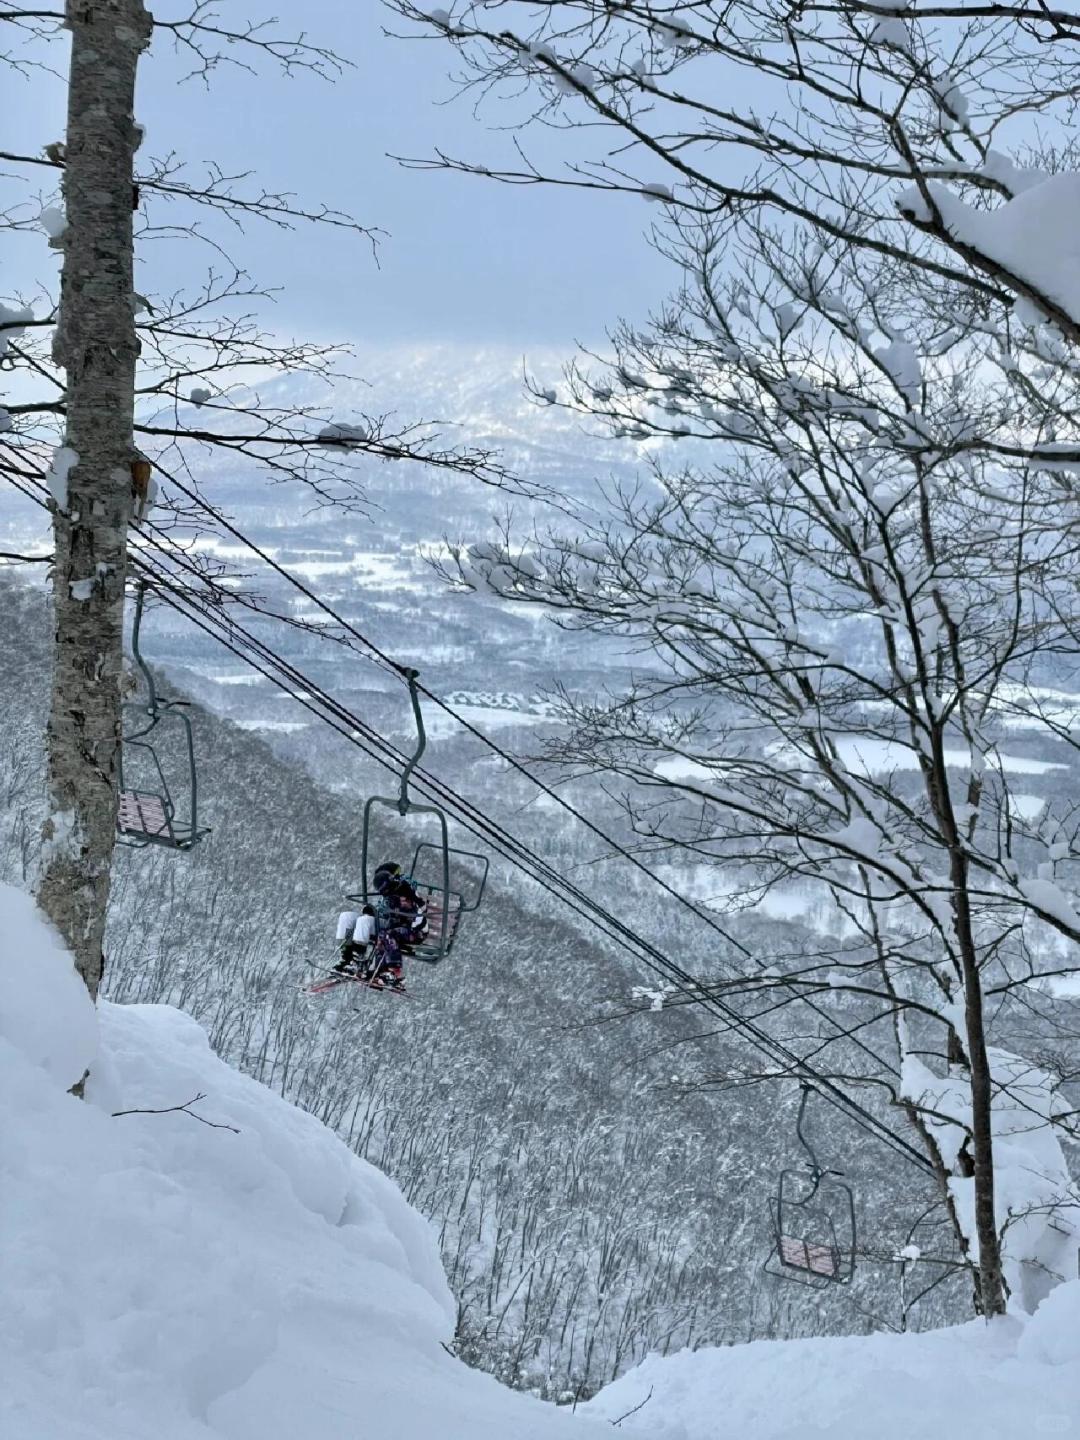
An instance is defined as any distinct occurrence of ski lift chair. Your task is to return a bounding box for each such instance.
[352,670,489,963]
[117,583,208,851]
[765,1086,857,1288]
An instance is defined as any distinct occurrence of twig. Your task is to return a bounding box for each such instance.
[111,1091,239,1132]
[0,551,51,563]
[611,1386,653,1427]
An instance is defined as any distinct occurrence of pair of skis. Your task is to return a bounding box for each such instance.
[303,962,412,1000]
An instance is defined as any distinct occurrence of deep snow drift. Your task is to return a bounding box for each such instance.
[3,879,1079,1440]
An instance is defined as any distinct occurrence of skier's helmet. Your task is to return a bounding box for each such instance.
[373,860,402,894]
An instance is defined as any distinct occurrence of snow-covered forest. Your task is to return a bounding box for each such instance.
[3,3,1080,1437]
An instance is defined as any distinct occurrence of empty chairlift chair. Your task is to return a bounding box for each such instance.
[766,1085,857,1287]
[117,582,208,851]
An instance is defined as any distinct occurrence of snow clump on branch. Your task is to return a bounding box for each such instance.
[317,421,369,447]
[46,446,79,513]
[0,302,33,359]
[899,173,1080,330]
[38,205,67,242]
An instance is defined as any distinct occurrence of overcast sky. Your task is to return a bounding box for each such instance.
[7,3,671,351]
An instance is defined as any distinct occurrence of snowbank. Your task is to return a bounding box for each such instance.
[0,883,608,1440]
[584,1292,1080,1440]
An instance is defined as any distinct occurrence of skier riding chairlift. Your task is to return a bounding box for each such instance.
[370,860,427,948]
[333,903,406,992]
[334,905,376,974]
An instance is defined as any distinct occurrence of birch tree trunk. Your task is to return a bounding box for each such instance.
[38,0,152,1001]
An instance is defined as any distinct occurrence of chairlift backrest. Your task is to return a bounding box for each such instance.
[409,841,489,915]
[117,788,173,842]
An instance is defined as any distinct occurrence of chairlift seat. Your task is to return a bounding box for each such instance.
[375,891,464,963]
[778,1235,841,1278]
[118,788,172,840]
[117,786,200,850]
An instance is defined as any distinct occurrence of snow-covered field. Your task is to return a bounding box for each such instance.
[233,719,311,734]
[5,878,1080,1440]
[657,741,1070,784]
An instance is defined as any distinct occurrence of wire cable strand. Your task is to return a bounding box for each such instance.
[2,455,934,1175]
[143,455,903,1083]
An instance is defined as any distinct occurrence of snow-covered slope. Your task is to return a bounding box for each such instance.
[585,1288,1080,1440]
[0,883,608,1440]
[5,876,1079,1440]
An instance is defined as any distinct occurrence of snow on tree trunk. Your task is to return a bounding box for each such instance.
[38,0,152,1002]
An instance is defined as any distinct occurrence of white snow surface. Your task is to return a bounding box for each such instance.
[316,421,368,446]
[587,1296,1080,1440]
[0,882,609,1440]
[585,1289,1080,1440]
[5,879,1080,1440]
[38,204,67,240]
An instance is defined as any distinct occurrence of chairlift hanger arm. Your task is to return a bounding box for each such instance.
[795,1084,824,1175]
[117,578,207,850]
[397,668,424,816]
[129,579,159,715]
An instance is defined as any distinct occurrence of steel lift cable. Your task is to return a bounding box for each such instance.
[145,457,903,1081]
[2,459,934,1175]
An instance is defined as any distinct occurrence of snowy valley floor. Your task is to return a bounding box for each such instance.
[3,881,1078,1440]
